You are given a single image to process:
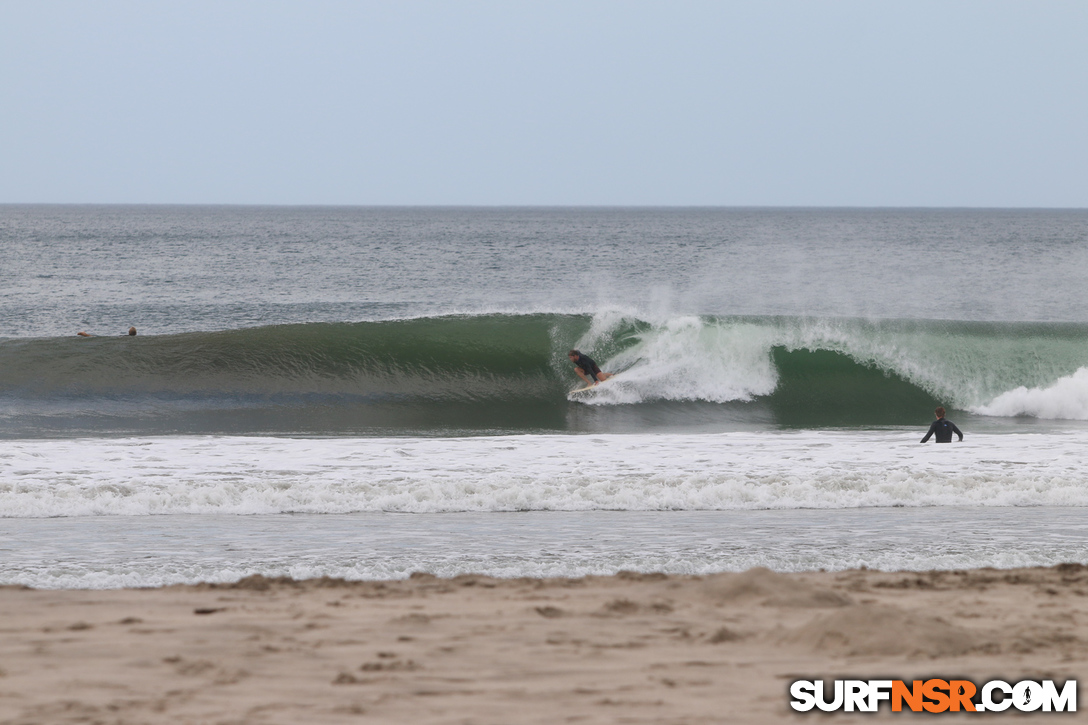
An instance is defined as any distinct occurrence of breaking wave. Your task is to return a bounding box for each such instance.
[3,313,1088,434]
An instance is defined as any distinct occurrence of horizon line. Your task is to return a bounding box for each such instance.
[3,202,1087,211]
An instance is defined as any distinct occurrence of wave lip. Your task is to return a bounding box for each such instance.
[572,314,1088,424]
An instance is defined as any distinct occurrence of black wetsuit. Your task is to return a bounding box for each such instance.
[921,417,963,443]
[572,353,603,382]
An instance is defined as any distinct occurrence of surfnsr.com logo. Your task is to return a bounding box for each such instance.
[790,679,1076,713]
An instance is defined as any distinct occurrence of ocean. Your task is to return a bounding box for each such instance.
[3,205,1088,588]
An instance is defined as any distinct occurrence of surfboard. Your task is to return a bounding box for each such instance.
[567,374,618,399]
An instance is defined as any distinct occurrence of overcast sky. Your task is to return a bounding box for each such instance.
[2,1,1086,206]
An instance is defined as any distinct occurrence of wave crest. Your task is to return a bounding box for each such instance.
[3,313,1088,432]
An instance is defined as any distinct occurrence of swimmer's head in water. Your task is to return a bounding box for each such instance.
[128,327,137,336]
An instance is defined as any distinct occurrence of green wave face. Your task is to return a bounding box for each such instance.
[2,315,593,398]
[768,348,942,426]
[3,314,1088,435]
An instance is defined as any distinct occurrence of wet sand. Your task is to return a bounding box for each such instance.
[1,566,1086,723]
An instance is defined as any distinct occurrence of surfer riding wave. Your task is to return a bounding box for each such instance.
[568,349,612,387]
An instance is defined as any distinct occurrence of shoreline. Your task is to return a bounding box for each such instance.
[2,565,1085,723]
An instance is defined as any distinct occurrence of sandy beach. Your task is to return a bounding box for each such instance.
[1,565,1085,723]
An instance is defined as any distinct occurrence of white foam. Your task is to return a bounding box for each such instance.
[575,315,779,404]
[975,367,1088,420]
[3,431,1088,518]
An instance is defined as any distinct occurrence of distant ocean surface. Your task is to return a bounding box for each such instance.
[3,206,1088,588]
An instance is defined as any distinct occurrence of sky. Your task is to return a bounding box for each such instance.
[1,1,1086,207]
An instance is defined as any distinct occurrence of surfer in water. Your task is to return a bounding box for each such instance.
[920,407,963,443]
[568,349,611,387]
[77,327,137,337]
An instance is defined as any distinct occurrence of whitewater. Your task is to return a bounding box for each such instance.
[4,431,1087,517]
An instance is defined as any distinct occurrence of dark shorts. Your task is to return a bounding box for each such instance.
[578,364,601,381]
